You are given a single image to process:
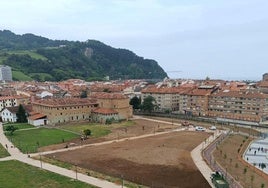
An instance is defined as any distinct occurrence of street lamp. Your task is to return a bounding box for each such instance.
[39,153,42,168]
[75,164,78,180]
[121,174,124,188]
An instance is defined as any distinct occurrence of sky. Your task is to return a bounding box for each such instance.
[0,0,268,81]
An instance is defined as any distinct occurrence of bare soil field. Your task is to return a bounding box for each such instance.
[46,131,211,188]
[41,118,179,152]
[213,134,268,188]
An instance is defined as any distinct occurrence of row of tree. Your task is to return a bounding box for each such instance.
[129,95,157,112]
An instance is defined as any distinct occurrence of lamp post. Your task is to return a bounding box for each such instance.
[39,152,42,169]
[121,174,124,188]
[75,164,78,180]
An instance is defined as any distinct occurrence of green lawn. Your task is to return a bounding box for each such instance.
[61,124,111,138]
[0,144,10,158]
[7,128,79,153]
[61,121,135,138]
[4,123,34,130]
[0,160,96,188]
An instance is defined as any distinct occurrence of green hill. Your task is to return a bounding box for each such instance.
[0,30,167,81]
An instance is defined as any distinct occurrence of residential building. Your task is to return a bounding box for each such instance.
[0,65,12,81]
[31,98,98,125]
[0,95,30,111]
[183,85,218,116]
[1,105,32,123]
[1,106,18,122]
[263,73,268,81]
[208,90,268,123]
[141,85,185,112]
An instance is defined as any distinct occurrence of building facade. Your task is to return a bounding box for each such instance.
[91,92,133,120]
[32,98,98,125]
[0,65,12,81]
[208,90,268,122]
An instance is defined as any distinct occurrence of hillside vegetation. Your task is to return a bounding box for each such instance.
[0,30,167,81]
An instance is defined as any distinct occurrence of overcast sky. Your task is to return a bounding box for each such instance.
[1,0,268,80]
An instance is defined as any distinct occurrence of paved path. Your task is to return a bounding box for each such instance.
[202,131,243,188]
[0,116,217,188]
[0,123,123,188]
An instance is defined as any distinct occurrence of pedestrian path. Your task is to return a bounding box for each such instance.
[191,130,223,188]
[0,123,123,188]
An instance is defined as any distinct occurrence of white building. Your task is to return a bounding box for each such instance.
[28,113,47,126]
[0,65,12,81]
[1,107,18,122]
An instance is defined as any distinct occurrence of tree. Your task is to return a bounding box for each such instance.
[83,129,91,138]
[129,96,141,109]
[80,90,87,98]
[5,125,18,135]
[16,104,27,123]
[140,95,156,113]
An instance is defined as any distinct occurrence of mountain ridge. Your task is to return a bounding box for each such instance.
[0,30,167,81]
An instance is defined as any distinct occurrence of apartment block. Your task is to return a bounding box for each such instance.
[0,65,12,81]
[183,85,218,116]
[208,90,268,122]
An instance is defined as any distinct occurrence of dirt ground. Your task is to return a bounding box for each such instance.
[46,131,210,188]
[213,134,268,188]
[41,118,179,152]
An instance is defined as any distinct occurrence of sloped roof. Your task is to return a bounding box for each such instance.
[92,108,118,115]
[28,113,47,120]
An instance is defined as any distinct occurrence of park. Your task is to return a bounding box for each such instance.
[1,116,268,187]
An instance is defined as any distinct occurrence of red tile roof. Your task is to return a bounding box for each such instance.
[211,90,268,99]
[32,98,98,107]
[91,92,128,99]
[28,113,47,120]
[92,108,118,115]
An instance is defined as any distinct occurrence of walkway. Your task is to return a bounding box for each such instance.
[0,116,218,188]
[202,131,243,188]
[0,123,123,188]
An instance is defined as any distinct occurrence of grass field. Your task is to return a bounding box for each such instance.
[6,50,47,60]
[61,121,134,138]
[7,128,79,153]
[4,123,34,130]
[12,70,33,81]
[0,160,95,188]
[0,144,10,158]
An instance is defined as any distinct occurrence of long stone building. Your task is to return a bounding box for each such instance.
[32,98,99,125]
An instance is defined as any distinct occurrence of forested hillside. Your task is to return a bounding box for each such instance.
[0,30,167,81]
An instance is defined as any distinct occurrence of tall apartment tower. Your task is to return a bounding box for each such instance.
[0,65,12,81]
[263,73,268,81]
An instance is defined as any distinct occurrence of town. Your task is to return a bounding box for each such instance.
[1,65,268,127]
[1,64,268,187]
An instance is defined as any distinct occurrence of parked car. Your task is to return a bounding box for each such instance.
[209,125,217,130]
[195,126,205,131]
[182,121,191,126]
[211,171,229,188]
